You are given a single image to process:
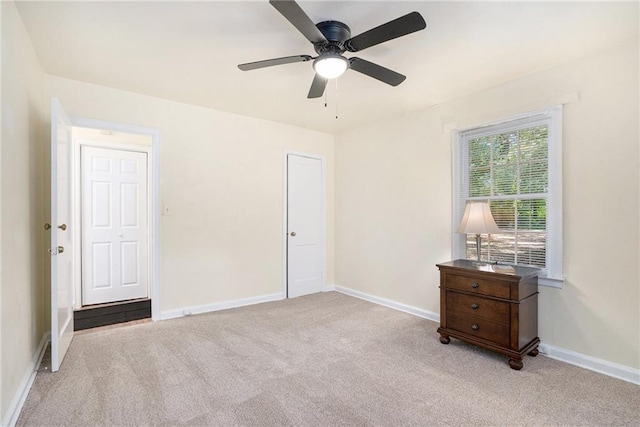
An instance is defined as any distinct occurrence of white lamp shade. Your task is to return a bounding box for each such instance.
[456,201,501,234]
[313,54,348,79]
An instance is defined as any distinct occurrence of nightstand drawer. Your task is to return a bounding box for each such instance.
[446,291,510,324]
[446,313,510,347]
[444,273,510,298]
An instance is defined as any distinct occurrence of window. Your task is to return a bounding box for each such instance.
[453,107,563,287]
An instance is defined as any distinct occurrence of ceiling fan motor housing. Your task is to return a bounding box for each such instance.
[238,1,427,98]
[314,21,351,55]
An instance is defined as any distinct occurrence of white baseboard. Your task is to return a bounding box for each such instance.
[160,292,284,320]
[333,284,439,323]
[3,332,50,427]
[322,284,336,292]
[538,343,640,385]
[333,283,640,385]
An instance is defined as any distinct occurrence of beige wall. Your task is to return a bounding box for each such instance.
[0,0,47,422]
[45,76,335,313]
[1,3,637,421]
[0,0,3,418]
[335,40,639,370]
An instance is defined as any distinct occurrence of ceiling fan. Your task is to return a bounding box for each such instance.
[238,0,426,99]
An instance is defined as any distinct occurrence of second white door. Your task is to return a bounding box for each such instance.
[81,146,148,305]
[287,154,324,298]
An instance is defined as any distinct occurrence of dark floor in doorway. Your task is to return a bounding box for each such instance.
[74,299,151,331]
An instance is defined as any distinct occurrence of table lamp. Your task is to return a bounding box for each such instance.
[456,201,501,262]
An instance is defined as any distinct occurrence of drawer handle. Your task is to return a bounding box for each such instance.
[471,303,479,310]
[471,324,479,331]
[471,282,479,289]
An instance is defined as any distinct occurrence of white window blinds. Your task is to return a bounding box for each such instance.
[453,107,563,286]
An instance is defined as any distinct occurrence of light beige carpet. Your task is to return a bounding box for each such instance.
[18,292,640,426]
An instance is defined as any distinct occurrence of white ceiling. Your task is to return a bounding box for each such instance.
[16,1,639,134]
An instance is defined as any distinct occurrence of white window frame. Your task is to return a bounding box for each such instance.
[452,106,563,288]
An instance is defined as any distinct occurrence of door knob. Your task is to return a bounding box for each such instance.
[58,246,64,253]
[290,231,297,236]
[44,223,51,230]
[58,224,67,231]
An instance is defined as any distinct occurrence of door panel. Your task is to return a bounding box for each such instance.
[287,154,324,298]
[121,183,139,226]
[92,242,112,288]
[92,181,112,226]
[121,241,139,285]
[51,98,74,372]
[82,146,148,305]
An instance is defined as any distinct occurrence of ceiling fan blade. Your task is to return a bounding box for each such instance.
[238,55,313,71]
[349,57,406,86]
[270,0,327,44]
[307,73,328,98]
[345,12,426,52]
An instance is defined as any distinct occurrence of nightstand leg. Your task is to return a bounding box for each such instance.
[508,358,524,370]
[439,334,451,344]
[528,348,539,357]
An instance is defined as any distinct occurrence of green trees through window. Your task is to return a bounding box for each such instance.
[465,125,549,267]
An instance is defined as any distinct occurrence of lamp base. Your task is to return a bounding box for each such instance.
[471,261,492,267]
[475,233,482,262]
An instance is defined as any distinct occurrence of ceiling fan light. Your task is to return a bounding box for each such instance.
[313,54,348,79]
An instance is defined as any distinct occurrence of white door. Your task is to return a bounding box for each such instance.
[287,154,324,298]
[81,146,148,305]
[51,98,74,372]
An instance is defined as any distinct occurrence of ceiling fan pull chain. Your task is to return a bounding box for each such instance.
[335,78,339,119]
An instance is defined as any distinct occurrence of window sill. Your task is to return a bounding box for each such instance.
[539,275,563,289]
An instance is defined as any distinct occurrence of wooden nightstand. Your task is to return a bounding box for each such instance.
[436,259,541,370]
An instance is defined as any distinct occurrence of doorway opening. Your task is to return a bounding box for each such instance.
[70,124,159,329]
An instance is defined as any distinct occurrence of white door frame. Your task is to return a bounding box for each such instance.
[70,117,161,321]
[282,150,327,298]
